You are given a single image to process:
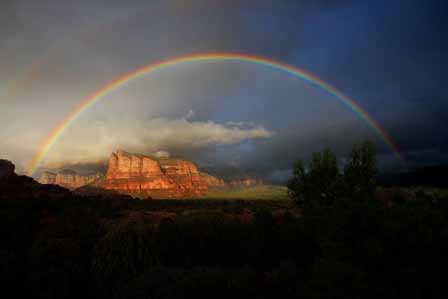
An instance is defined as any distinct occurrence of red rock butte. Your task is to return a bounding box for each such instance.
[102,150,224,198]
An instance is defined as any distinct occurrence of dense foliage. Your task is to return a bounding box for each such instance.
[288,141,377,204]
[1,189,448,299]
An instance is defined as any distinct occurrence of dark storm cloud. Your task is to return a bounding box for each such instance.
[384,95,448,168]
[1,0,447,176]
[236,121,377,173]
[1,0,359,95]
[59,0,358,65]
[234,94,448,182]
[0,0,21,46]
[307,0,354,9]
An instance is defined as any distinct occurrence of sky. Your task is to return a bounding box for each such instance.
[0,0,447,182]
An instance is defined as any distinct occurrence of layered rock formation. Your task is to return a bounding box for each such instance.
[34,151,244,198]
[39,170,102,190]
[200,172,226,188]
[102,150,223,198]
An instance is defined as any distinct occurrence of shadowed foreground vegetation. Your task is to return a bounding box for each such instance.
[2,191,448,299]
[1,143,448,298]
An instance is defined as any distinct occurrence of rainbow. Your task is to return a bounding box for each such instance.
[27,52,404,175]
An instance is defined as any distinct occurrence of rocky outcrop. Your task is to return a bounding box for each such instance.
[101,150,223,198]
[159,159,209,195]
[0,160,69,200]
[200,172,226,188]
[39,171,57,184]
[229,177,263,187]
[39,170,102,190]
[0,159,15,178]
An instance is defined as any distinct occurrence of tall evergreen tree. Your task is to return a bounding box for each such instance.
[288,149,342,205]
[344,141,378,201]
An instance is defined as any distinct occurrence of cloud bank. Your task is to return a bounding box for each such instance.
[45,116,273,167]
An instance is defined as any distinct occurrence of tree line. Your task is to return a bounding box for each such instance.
[288,141,377,205]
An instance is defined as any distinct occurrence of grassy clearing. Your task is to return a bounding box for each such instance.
[201,185,289,200]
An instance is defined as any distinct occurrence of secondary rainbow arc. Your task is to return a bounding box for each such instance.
[27,52,404,175]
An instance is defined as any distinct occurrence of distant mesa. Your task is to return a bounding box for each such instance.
[200,171,226,188]
[229,177,264,187]
[0,159,69,200]
[39,169,102,190]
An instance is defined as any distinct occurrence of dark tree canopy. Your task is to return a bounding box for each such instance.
[288,142,378,205]
[287,149,343,205]
[344,141,377,201]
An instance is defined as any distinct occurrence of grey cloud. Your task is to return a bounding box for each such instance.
[42,116,273,168]
[0,0,21,47]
